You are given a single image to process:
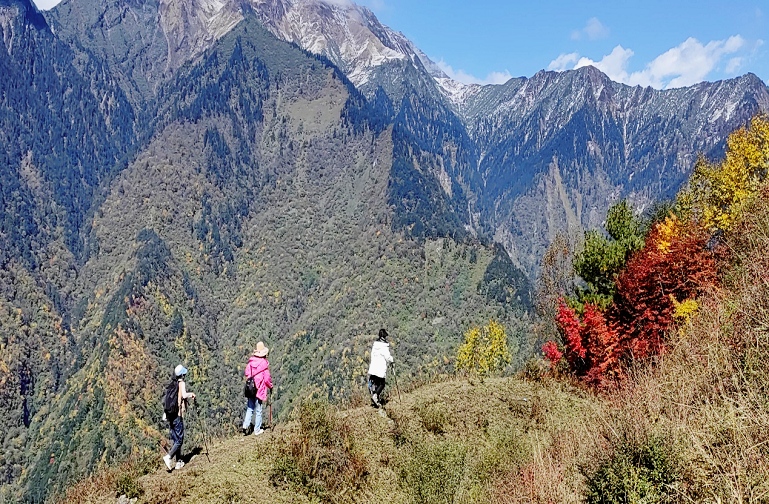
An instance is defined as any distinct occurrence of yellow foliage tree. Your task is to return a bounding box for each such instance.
[455,320,511,376]
[679,114,769,231]
[670,295,699,325]
[655,214,681,253]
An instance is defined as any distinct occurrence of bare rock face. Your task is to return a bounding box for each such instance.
[47,0,242,101]
[246,0,477,103]
[249,0,416,85]
[159,0,243,70]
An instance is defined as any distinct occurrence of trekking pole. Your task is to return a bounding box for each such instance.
[268,388,273,430]
[194,400,211,462]
[391,362,402,403]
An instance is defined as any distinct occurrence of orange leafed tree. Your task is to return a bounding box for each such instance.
[548,216,718,387]
[610,217,718,361]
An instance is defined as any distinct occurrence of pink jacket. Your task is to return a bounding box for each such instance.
[245,356,273,401]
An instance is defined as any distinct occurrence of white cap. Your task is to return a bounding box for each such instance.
[174,364,188,377]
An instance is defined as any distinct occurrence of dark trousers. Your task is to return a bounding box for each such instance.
[369,374,385,398]
[168,416,184,461]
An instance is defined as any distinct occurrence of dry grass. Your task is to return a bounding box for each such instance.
[57,376,605,504]
[582,189,769,503]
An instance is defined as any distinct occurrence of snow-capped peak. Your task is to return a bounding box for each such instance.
[247,0,477,103]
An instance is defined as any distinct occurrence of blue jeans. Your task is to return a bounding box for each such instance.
[243,396,263,430]
[168,416,184,461]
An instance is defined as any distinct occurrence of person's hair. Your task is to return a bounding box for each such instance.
[378,328,388,341]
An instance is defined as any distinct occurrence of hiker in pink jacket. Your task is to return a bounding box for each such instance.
[242,341,273,436]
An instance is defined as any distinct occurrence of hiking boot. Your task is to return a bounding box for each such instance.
[163,454,173,471]
[253,428,264,436]
[175,460,185,470]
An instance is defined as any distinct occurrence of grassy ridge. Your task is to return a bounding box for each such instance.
[61,376,600,504]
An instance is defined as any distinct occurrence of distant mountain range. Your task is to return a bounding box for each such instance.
[1,0,768,499]
[235,0,769,272]
[43,0,769,275]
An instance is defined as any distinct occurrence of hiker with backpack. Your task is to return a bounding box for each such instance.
[243,342,273,436]
[367,329,393,407]
[162,364,196,471]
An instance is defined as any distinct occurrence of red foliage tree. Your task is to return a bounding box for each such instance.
[609,223,718,362]
[541,340,563,370]
[551,221,718,388]
[551,301,620,386]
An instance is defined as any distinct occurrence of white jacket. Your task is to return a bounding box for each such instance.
[368,340,393,378]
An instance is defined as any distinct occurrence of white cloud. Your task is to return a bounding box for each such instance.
[726,57,743,74]
[571,17,609,41]
[584,18,610,40]
[436,59,512,85]
[643,35,744,88]
[567,36,746,89]
[575,45,634,82]
[548,52,579,71]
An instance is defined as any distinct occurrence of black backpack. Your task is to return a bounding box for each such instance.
[163,379,179,419]
[244,376,257,399]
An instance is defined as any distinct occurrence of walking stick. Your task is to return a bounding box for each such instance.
[391,362,402,403]
[193,400,211,462]
[268,388,273,430]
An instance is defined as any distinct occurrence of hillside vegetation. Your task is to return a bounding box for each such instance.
[57,115,769,504]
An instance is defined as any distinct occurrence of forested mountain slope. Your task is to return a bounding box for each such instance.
[1,1,137,495]
[0,9,530,502]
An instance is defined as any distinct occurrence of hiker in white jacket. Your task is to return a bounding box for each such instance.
[368,329,393,407]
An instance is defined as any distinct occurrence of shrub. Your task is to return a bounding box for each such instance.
[217,481,243,503]
[477,426,529,479]
[519,357,548,381]
[297,399,335,448]
[455,320,511,376]
[611,218,717,361]
[552,301,620,386]
[414,399,449,435]
[540,341,563,370]
[114,473,143,499]
[269,400,367,503]
[399,439,467,504]
[584,435,680,504]
[143,478,188,504]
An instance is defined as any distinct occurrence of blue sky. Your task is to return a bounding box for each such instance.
[33,0,768,89]
[355,0,768,89]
